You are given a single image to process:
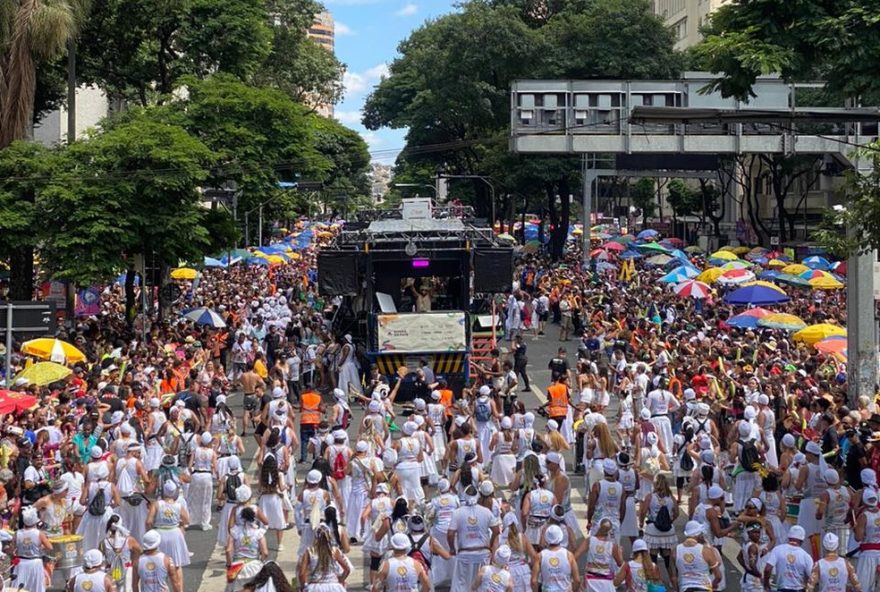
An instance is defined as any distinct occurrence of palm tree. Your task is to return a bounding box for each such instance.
[0,0,90,149]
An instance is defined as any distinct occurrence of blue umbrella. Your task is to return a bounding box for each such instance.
[726,314,762,329]
[669,249,689,261]
[803,255,832,270]
[751,256,769,265]
[723,285,790,306]
[758,270,782,281]
[203,256,226,268]
[619,250,643,259]
[246,256,271,266]
[637,229,659,240]
[181,307,227,328]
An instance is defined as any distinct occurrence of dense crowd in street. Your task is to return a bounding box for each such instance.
[0,221,871,592]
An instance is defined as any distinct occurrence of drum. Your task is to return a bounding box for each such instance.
[49,534,83,569]
[786,494,802,525]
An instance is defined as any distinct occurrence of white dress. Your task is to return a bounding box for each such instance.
[144,411,166,471]
[336,344,362,396]
[185,446,215,529]
[115,457,148,544]
[395,436,425,502]
[76,481,113,551]
[11,528,47,592]
[258,480,288,530]
[153,499,190,567]
[489,432,517,488]
[361,496,392,556]
[428,403,448,461]
[345,456,374,542]
[619,468,639,539]
[416,430,439,485]
[304,549,346,592]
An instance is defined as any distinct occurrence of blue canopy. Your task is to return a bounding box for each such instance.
[726,313,762,329]
[803,255,833,270]
[619,250,643,259]
[723,285,790,306]
[637,229,659,240]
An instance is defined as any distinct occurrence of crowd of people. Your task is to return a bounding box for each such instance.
[0,221,872,592]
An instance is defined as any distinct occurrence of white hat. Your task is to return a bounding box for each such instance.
[602,458,618,475]
[646,432,658,445]
[757,394,769,406]
[307,470,322,484]
[91,445,103,459]
[824,469,840,485]
[479,481,495,496]
[781,433,796,449]
[163,481,178,497]
[862,468,878,487]
[748,497,763,511]
[479,385,492,396]
[391,533,410,551]
[333,388,345,399]
[121,424,133,436]
[501,417,513,429]
[684,521,703,538]
[356,440,368,453]
[788,525,806,541]
[216,394,227,405]
[228,456,241,473]
[414,398,426,411]
[149,397,160,408]
[494,545,512,566]
[640,408,651,420]
[700,450,715,465]
[805,441,822,456]
[201,432,213,445]
[111,411,124,424]
[454,416,467,427]
[864,489,879,505]
[545,525,564,545]
[175,400,185,408]
[683,388,696,400]
[546,451,562,465]
[738,422,752,437]
[382,449,398,467]
[708,485,725,500]
[403,421,417,436]
[368,401,381,413]
[744,406,757,420]
[22,507,39,527]
[437,478,451,493]
[524,412,535,425]
[332,429,346,441]
[823,532,839,551]
[431,390,441,400]
[632,539,649,553]
[142,530,161,550]
[547,419,559,431]
[272,387,284,399]
[83,549,104,569]
[502,512,518,529]
[696,403,710,417]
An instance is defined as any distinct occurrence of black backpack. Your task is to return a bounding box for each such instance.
[88,484,107,516]
[679,450,694,473]
[739,439,761,472]
[653,500,673,532]
[225,473,242,502]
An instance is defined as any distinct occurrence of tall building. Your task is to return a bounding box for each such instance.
[653,0,730,50]
[33,85,110,146]
[306,11,336,117]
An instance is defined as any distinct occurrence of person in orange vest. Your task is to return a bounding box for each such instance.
[298,390,324,463]
[545,374,570,427]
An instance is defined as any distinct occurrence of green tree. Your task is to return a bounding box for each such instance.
[631,178,656,228]
[666,179,699,233]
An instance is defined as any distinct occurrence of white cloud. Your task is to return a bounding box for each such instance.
[365,64,390,79]
[335,21,354,36]
[342,63,390,99]
[325,0,382,6]
[362,131,384,149]
[335,110,363,125]
[395,3,418,16]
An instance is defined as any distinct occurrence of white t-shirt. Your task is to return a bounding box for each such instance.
[286,355,301,381]
[635,374,649,397]
[765,543,814,590]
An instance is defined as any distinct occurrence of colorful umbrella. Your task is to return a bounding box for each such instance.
[646,254,675,266]
[20,338,86,364]
[717,269,756,285]
[0,390,38,414]
[709,250,739,261]
[181,307,227,328]
[781,263,809,275]
[757,313,807,331]
[720,260,753,270]
[814,336,847,355]
[619,250,643,259]
[659,268,698,284]
[775,273,812,289]
[799,269,831,281]
[203,256,226,268]
[637,242,670,253]
[13,362,72,386]
[684,246,704,254]
[697,268,724,283]
[832,261,847,276]
[604,241,626,252]
[637,229,659,240]
[802,255,833,270]
[793,323,846,345]
[723,285,790,306]
[726,309,772,329]
[809,276,844,290]
[170,267,198,280]
[673,280,712,299]
[767,259,787,268]
[668,265,700,279]
[616,234,636,244]
[740,280,786,294]
[758,270,782,280]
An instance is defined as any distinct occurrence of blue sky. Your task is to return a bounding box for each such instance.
[329,0,454,163]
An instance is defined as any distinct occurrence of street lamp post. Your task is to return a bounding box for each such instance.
[437,174,496,225]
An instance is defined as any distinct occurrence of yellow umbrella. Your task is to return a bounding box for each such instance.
[14,362,72,386]
[719,245,737,252]
[758,313,807,331]
[741,280,787,294]
[20,338,86,364]
[260,255,287,265]
[731,246,751,255]
[697,267,724,283]
[709,250,738,261]
[793,323,846,345]
[767,259,787,268]
[781,263,809,275]
[170,267,198,280]
[572,228,584,236]
[809,276,844,290]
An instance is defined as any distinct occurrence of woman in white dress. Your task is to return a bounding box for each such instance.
[146,481,191,576]
[428,479,460,586]
[297,525,350,592]
[499,512,535,592]
[11,508,51,592]
[77,462,120,551]
[413,415,438,486]
[187,432,217,531]
[144,398,167,471]
[475,545,515,592]
[115,442,150,545]
[336,335,361,397]
[359,482,393,591]
[257,445,288,551]
[344,441,374,543]
[489,417,519,488]
[638,475,678,573]
[215,419,245,478]
[517,412,537,463]
[226,506,268,592]
[217,456,247,548]
[102,514,142,592]
[427,391,448,466]
[617,451,640,543]
[393,421,425,503]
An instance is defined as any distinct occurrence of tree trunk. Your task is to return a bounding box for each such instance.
[124,268,137,328]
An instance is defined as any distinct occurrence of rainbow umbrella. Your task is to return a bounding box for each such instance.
[814,336,847,355]
[793,323,846,345]
[723,285,790,306]
[659,267,699,284]
[799,269,832,281]
[726,308,773,329]
[673,280,712,299]
[717,269,756,285]
[757,313,807,331]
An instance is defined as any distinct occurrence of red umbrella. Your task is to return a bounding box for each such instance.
[0,390,38,414]
[661,237,684,247]
[833,261,847,276]
[673,280,712,299]
[604,241,626,251]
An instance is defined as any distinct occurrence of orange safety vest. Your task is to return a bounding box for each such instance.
[301,391,321,426]
[547,383,568,418]
[439,389,454,417]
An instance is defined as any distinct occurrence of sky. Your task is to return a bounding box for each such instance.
[328,0,454,164]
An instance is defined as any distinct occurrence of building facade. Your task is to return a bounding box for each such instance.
[306,11,336,117]
[33,85,110,146]
[653,0,730,50]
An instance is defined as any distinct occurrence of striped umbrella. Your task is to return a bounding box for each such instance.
[717,269,756,285]
[802,255,833,270]
[673,280,712,299]
[181,307,227,328]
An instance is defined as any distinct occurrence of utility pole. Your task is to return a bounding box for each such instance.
[67,39,76,144]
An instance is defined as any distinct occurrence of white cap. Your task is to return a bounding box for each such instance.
[479,481,495,496]
[708,485,725,499]
[547,419,559,431]
[501,417,513,429]
[863,469,878,487]
[403,421,417,436]
[272,387,284,399]
[111,411,124,424]
[479,385,492,396]
[640,408,651,420]
[163,481,178,497]
[91,446,103,459]
[738,422,752,437]
[748,497,763,511]
[696,403,710,417]
[22,507,39,526]
[781,433,796,448]
[333,429,346,441]
[437,478,450,493]
[824,469,840,485]
[632,539,649,553]
[201,432,213,445]
[382,449,398,467]
[864,489,879,505]
[454,416,467,427]
[757,394,769,405]
[602,458,618,475]
[83,549,104,568]
[700,450,715,465]
[788,525,806,541]
[307,469,322,484]
[805,441,822,456]
[142,530,161,550]
[391,533,410,551]
[684,521,703,537]
[356,440,368,453]
[228,456,241,473]
[545,525,564,545]
[149,397,160,408]
[431,390,441,401]
[744,406,757,420]
[683,388,696,400]
[333,388,345,399]
[494,545,511,566]
[524,412,535,425]
[368,401,381,413]
[216,394,226,405]
[823,532,839,551]
[546,451,562,465]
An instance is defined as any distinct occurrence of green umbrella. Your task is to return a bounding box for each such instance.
[684,245,704,253]
[636,242,670,253]
[775,273,812,289]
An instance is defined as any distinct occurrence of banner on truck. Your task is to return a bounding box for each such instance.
[377,312,467,353]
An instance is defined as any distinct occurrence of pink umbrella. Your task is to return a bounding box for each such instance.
[673,280,712,299]
[738,307,773,319]
[604,241,626,251]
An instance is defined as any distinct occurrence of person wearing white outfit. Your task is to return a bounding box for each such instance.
[11,508,51,592]
[428,391,448,465]
[474,387,499,470]
[134,530,182,592]
[671,521,722,592]
[762,525,813,592]
[474,545,515,592]
[428,479,460,586]
[225,506,268,592]
[115,442,151,545]
[855,489,880,592]
[324,430,352,512]
[816,469,851,553]
[144,398,167,472]
[296,525,350,592]
[345,441,377,542]
[645,380,679,460]
[733,421,763,514]
[258,435,289,550]
[587,458,623,543]
[146,481,191,576]
[187,432,217,530]
[617,452,640,542]
[498,512,533,592]
[360,482,393,591]
[757,394,778,467]
[612,539,657,592]
[807,532,860,592]
[532,524,579,592]
[489,418,519,488]
[378,533,431,592]
[336,334,362,397]
[447,486,501,592]
[412,414,438,486]
[574,518,621,592]
[394,421,426,503]
[78,462,120,552]
[796,441,828,541]
[69,549,113,592]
